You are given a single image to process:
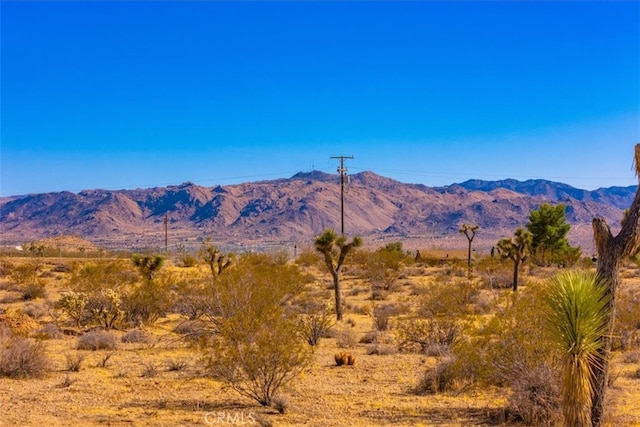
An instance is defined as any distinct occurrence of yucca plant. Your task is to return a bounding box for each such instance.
[544,270,610,427]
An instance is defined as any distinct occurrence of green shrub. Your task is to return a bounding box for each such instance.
[450,286,558,386]
[417,277,478,318]
[204,253,312,406]
[56,291,89,327]
[121,271,174,325]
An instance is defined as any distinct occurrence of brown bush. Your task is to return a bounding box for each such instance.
[77,330,117,351]
[0,309,40,337]
[503,362,561,426]
[0,337,50,378]
[412,356,456,395]
[121,328,150,344]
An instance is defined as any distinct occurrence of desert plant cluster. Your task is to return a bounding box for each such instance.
[1,221,640,426]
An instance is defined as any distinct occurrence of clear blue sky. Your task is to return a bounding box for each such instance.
[1,1,639,196]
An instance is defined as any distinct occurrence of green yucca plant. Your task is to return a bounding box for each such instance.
[544,270,610,427]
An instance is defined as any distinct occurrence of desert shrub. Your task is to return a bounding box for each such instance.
[181,254,198,268]
[418,277,478,318]
[85,289,123,329]
[295,246,322,267]
[0,337,50,378]
[22,301,49,319]
[56,291,89,327]
[57,374,75,388]
[121,271,174,325]
[613,285,640,350]
[121,328,149,344]
[0,308,40,337]
[0,259,15,277]
[349,303,372,316]
[297,302,335,346]
[166,358,188,371]
[503,361,561,426]
[65,353,85,372]
[366,343,397,355]
[450,286,558,387]
[409,283,430,296]
[98,352,114,368]
[35,323,64,340]
[21,282,46,300]
[205,253,312,406]
[359,331,378,344]
[66,260,137,293]
[9,262,40,286]
[141,361,159,378]
[396,318,459,354]
[171,270,211,320]
[354,245,409,298]
[373,304,399,331]
[173,319,213,344]
[412,356,456,395]
[475,256,514,289]
[334,352,356,366]
[77,330,117,351]
[335,327,357,348]
[272,395,289,414]
[6,262,46,300]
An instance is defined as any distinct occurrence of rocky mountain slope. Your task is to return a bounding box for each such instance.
[0,171,635,252]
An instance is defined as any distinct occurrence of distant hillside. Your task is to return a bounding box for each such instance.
[454,179,636,210]
[0,172,633,252]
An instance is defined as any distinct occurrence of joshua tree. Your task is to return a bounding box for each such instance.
[496,227,532,291]
[545,270,610,427]
[590,144,640,426]
[314,229,362,321]
[459,224,479,278]
[131,254,164,282]
[200,244,232,285]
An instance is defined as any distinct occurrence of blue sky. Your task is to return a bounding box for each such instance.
[1,1,639,196]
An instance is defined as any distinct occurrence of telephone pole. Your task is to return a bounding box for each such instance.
[330,155,353,235]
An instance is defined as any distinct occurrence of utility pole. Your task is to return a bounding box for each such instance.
[330,155,354,235]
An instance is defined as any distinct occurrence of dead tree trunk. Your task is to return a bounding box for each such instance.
[590,144,640,427]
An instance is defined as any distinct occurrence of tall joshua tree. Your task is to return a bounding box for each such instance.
[590,144,640,427]
[314,229,362,321]
[459,224,479,278]
[497,227,532,291]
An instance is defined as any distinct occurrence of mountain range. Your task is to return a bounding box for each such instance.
[0,171,635,253]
